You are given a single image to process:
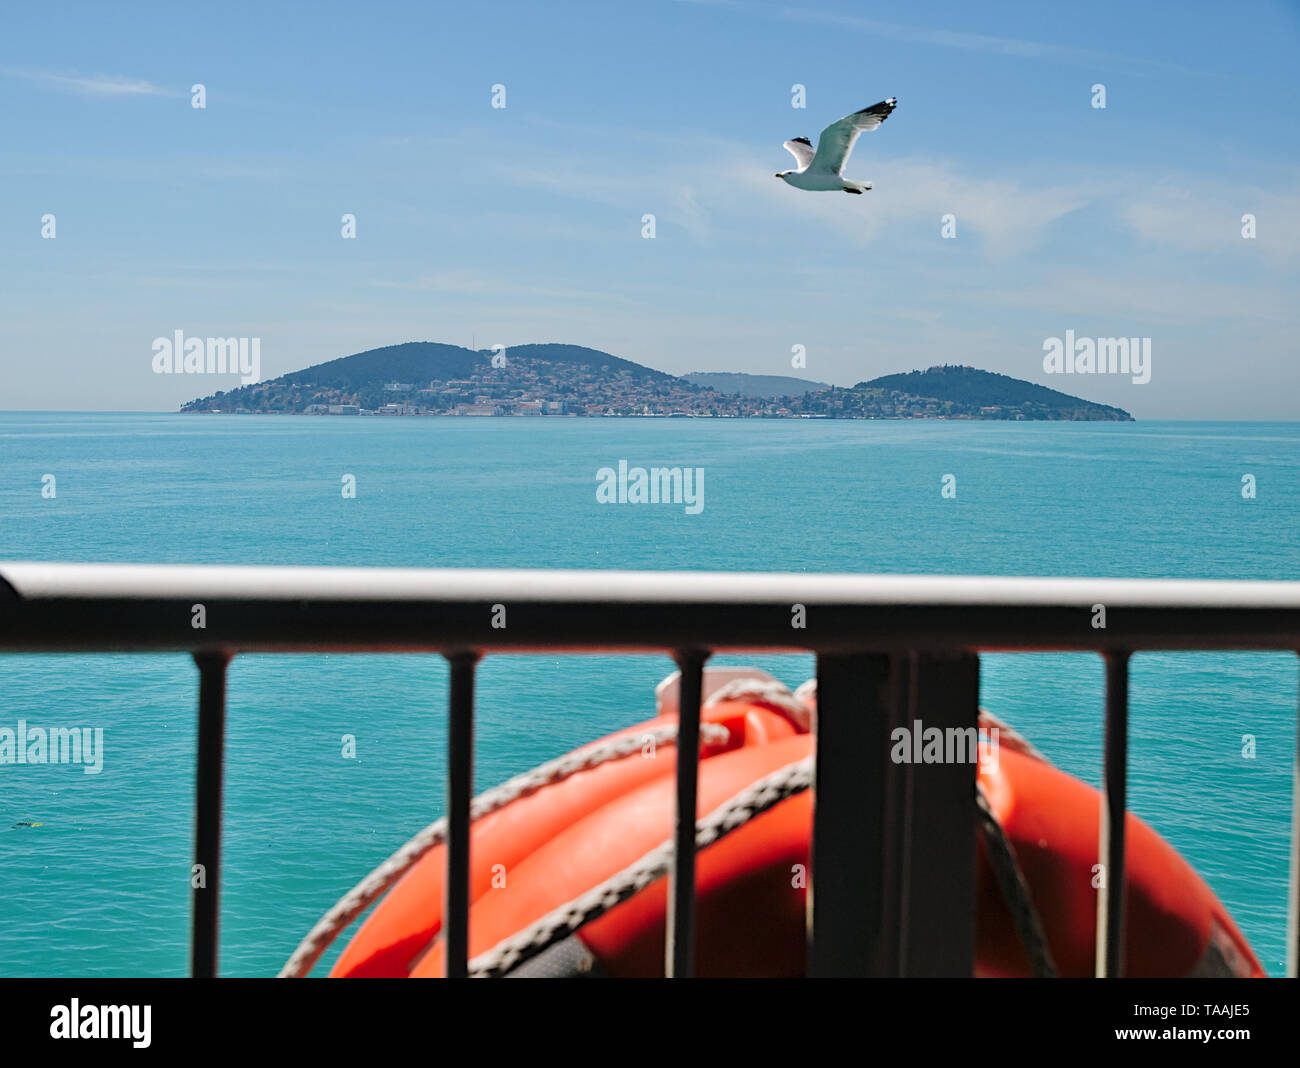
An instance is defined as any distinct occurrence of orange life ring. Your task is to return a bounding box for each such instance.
[331,680,1264,979]
[976,743,1264,977]
[330,690,801,977]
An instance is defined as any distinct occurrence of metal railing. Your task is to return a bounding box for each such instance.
[1,561,1298,978]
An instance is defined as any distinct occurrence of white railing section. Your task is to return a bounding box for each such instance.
[0,561,1297,978]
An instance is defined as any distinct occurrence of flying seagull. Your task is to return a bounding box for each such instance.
[776,98,897,194]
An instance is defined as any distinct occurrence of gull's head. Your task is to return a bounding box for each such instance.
[774,170,790,179]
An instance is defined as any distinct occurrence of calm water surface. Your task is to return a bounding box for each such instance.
[0,414,1295,975]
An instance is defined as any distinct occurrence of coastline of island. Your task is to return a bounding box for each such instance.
[179,341,1134,421]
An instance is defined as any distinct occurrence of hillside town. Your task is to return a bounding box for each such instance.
[246,360,806,418]
[184,350,1131,421]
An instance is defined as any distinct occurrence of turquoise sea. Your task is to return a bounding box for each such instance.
[0,413,1296,976]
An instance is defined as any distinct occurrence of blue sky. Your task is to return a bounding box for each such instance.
[1,0,1297,416]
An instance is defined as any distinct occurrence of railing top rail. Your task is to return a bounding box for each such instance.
[4,560,1300,608]
[2,561,1300,654]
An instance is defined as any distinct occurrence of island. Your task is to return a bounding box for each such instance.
[180,341,1134,421]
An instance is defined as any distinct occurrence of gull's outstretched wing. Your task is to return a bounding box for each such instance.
[782,137,815,171]
[808,98,896,175]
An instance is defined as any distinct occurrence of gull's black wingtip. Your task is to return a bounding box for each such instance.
[858,97,898,119]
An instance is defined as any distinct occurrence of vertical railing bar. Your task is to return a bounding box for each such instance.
[878,652,911,977]
[1287,651,1300,978]
[899,652,980,976]
[667,649,708,978]
[807,653,893,977]
[444,651,480,979]
[191,650,231,979]
[1096,650,1130,978]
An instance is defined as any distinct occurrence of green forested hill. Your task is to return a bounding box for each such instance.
[179,344,1132,420]
[858,365,1132,420]
[278,341,480,389]
[684,372,831,397]
[180,341,680,412]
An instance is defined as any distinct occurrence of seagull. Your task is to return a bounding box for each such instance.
[776,98,897,194]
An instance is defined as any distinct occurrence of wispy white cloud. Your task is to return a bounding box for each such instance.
[0,66,176,96]
[497,160,721,243]
[675,0,1189,72]
[724,151,1093,257]
[1123,183,1300,261]
[374,270,632,304]
[502,117,1299,270]
[501,142,1087,255]
[486,104,1096,257]
[958,269,1298,325]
